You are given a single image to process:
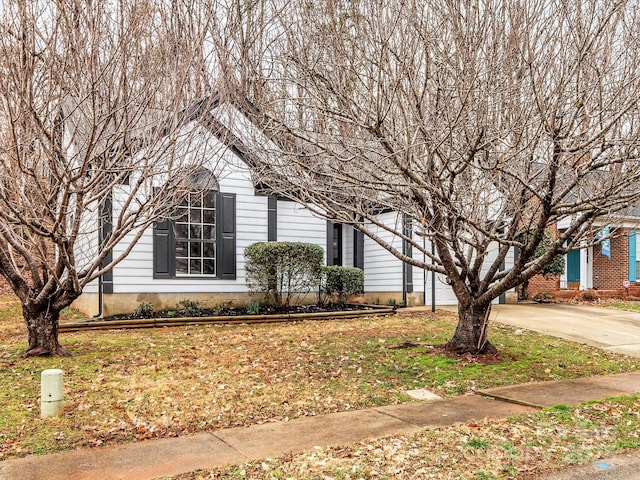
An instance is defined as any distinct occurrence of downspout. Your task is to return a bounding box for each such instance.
[402,261,407,306]
[402,214,413,306]
[431,239,436,312]
[93,275,103,318]
[498,259,506,304]
[93,191,113,318]
[423,235,427,306]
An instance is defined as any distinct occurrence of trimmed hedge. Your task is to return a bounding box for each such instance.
[244,242,324,307]
[322,266,364,306]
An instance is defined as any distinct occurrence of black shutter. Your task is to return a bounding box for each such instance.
[99,192,114,292]
[326,221,335,265]
[403,215,413,293]
[354,229,364,270]
[153,219,174,279]
[217,192,236,279]
[267,195,277,241]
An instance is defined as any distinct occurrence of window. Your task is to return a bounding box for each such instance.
[332,223,342,266]
[175,191,216,276]
[153,170,236,279]
[326,221,342,266]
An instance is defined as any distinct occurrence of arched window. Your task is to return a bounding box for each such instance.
[153,169,236,279]
[175,170,219,276]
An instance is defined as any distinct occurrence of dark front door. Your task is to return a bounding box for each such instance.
[566,249,580,288]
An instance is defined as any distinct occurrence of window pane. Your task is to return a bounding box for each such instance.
[191,193,202,208]
[190,259,202,275]
[176,257,189,275]
[203,242,215,259]
[176,207,188,222]
[203,209,215,224]
[189,225,202,239]
[190,208,201,223]
[203,225,215,240]
[203,192,216,208]
[203,259,215,275]
[190,242,202,257]
[175,223,188,239]
[175,241,188,257]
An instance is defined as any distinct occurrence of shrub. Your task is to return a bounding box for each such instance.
[522,230,566,276]
[176,299,203,317]
[246,300,260,315]
[133,301,155,318]
[581,290,599,302]
[532,290,555,302]
[322,266,364,306]
[244,242,324,307]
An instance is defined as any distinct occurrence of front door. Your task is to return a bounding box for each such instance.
[566,249,580,289]
[326,222,343,266]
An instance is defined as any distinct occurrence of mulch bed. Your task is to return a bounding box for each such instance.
[95,303,387,323]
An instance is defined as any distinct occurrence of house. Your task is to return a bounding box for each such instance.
[72,96,511,316]
[526,210,640,299]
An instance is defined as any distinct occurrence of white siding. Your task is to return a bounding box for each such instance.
[82,102,517,305]
[74,200,100,294]
[422,241,517,307]
[481,242,507,305]
[111,140,263,294]
[416,239,458,306]
[110,148,331,294]
[363,212,404,292]
[277,200,327,255]
[342,225,355,267]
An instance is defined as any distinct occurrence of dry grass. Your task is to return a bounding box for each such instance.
[1,294,639,472]
[174,396,640,479]
[599,299,640,313]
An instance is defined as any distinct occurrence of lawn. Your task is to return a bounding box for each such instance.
[2,294,640,477]
[601,299,640,313]
[174,395,640,480]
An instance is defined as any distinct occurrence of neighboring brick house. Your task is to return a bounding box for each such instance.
[527,213,640,299]
[526,273,560,297]
[591,228,633,290]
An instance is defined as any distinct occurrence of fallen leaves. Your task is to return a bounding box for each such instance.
[173,395,640,480]
[1,305,640,465]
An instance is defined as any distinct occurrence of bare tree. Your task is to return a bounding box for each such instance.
[234,0,640,353]
[0,0,219,356]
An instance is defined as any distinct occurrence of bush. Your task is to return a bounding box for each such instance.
[522,230,566,276]
[176,299,203,317]
[244,242,324,307]
[246,300,260,315]
[580,290,599,302]
[133,301,155,318]
[532,290,555,302]
[322,266,364,306]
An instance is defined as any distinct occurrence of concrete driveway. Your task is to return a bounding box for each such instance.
[461,303,640,358]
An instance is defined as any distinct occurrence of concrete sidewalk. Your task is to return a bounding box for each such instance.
[2,372,640,480]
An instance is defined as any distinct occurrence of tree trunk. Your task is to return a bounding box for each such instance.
[22,305,71,357]
[445,302,496,355]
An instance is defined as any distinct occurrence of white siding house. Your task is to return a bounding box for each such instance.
[72,99,510,316]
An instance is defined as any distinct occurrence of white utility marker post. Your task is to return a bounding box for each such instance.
[41,369,64,418]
